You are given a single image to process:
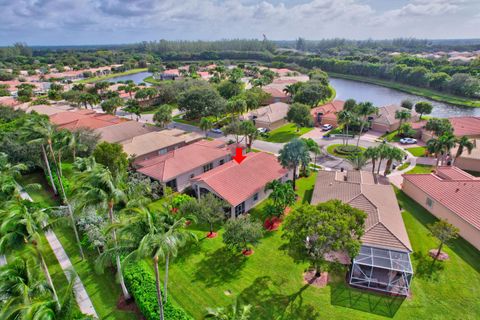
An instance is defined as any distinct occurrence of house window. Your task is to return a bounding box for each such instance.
[426,198,434,208]
[235,202,245,216]
[253,193,259,201]
[203,162,213,172]
[219,159,225,165]
[159,148,167,155]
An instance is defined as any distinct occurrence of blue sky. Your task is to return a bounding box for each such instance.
[0,0,479,46]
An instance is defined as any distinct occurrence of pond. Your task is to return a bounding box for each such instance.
[107,71,152,85]
[330,77,480,118]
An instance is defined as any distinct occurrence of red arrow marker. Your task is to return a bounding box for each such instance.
[233,147,246,164]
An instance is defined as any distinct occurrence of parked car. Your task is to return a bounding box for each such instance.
[322,124,333,131]
[400,137,417,144]
[211,128,223,134]
[257,127,269,134]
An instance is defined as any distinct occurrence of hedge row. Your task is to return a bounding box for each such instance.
[124,262,193,320]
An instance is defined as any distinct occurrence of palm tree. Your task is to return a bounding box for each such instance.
[278,139,311,190]
[347,153,368,171]
[355,102,378,147]
[72,163,130,299]
[438,133,456,165]
[337,110,356,146]
[455,136,474,162]
[395,109,412,133]
[426,138,442,168]
[0,153,28,200]
[375,144,389,175]
[302,138,321,166]
[0,200,60,305]
[383,147,405,176]
[199,117,214,138]
[22,117,58,195]
[364,147,379,173]
[264,180,296,213]
[0,256,51,318]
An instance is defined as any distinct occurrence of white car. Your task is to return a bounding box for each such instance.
[322,124,333,131]
[400,137,417,144]
[211,128,223,134]
[257,127,269,134]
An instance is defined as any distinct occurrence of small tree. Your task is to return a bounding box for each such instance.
[181,193,226,237]
[283,200,366,277]
[223,215,263,254]
[278,139,310,190]
[240,120,258,150]
[93,142,128,177]
[265,180,296,214]
[428,220,459,264]
[199,117,214,138]
[153,104,173,128]
[286,103,313,131]
[415,101,433,120]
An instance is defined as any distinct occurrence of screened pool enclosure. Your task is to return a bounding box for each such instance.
[349,246,413,296]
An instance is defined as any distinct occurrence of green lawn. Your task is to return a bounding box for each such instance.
[325,144,366,158]
[405,147,427,157]
[405,164,435,174]
[144,176,480,320]
[260,123,313,143]
[396,162,410,171]
[381,130,400,142]
[19,172,138,320]
[78,68,148,84]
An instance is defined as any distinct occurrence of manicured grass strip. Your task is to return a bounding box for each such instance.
[405,164,435,174]
[260,123,313,143]
[396,162,410,171]
[381,130,400,142]
[405,146,427,157]
[328,72,480,108]
[78,68,148,84]
[325,144,365,158]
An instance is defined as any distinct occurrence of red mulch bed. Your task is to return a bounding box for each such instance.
[206,232,218,238]
[242,249,254,256]
[264,217,282,231]
[117,295,145,319]
[303,270,329,288]
[429,249,449,261]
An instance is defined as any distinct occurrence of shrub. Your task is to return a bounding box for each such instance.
[124,262,193,320]
[334,145,362,155]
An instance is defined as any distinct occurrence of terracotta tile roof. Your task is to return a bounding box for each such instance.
[121,130,188,158]
[0,96,21,107]
[95,121,158,143]
[449,117,480,137]
[312,170,412,252]
[403,166,480,231]
[374,105,418,126]
[249,102,289,124]
[192,152,289,206]
[310,100,345,119]
[137,140,231,182]
[49,110,123,130]
[262,86,287,98]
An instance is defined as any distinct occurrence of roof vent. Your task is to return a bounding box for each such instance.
[455,188,460,192]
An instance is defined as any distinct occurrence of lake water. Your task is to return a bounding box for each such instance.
[330,77,480,118]
[107,71,152,85]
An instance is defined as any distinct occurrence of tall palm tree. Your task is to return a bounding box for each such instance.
[337,110,355,146]
[347,153,368,171]
[72,163,130,299]
[376,144,389,175]
[302,138,321,166]
[426,138,442,168]
[23,117,58,195]
[355,102,378,147]
[383,147,405,176]
[278,139,311,190]
[0,200,60,305]
[364,147,379,174]
[199,117,214,138]
[455,136,474,162]
[438,133,456,165]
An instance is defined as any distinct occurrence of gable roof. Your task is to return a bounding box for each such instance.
[449,117,480,137]
[403,166,480,231]
[192,152,289,206]
[251,102,289,124]
[311,170,412,252]
[310,100,345,118]
[95,121,158,143]
[136,140,231,182]
[49,110,124,130]
[121,131,187,158]
[374,105,418,126]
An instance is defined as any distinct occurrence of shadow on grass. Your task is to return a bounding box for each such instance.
[193,247,247,287]
[330,283,405,318]
[396,190,480,273]
[238,276,319,320]
[412,251,444,281]
[302,187,314,204]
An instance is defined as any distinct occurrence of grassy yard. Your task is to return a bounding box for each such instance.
[147,175,480,319]
[260,123,313,143]
[19,172,138,320]
[405,147,427,157]
[78,68,148,84]
[381,130,400,142]
[405,164,434,174]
